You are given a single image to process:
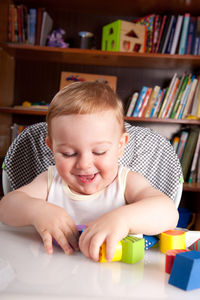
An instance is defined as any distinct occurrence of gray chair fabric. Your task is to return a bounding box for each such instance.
[3,122,183,203]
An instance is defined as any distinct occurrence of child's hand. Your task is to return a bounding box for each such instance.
[79,207,129,262]
[32,202,79,255]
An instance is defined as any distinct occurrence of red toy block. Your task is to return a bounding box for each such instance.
[165,249,189,274]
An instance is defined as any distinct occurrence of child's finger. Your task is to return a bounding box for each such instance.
[53,230,74,255]
[63,226,79,251]
[105,236,119,261]
[40,230,53,254]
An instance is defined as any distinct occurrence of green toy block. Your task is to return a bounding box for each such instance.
[121,235,144,264]
[102,19,122,51]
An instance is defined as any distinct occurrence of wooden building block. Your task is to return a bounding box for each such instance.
[169,251,200,290]
[160,230,186,254]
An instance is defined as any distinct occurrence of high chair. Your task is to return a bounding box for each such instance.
[2,122,183,207]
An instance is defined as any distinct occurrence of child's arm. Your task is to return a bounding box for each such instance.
[79,171,179,262]
[0,171,79,254]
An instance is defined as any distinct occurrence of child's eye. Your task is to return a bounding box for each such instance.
[62,152,77,157]
[93,151,106,156]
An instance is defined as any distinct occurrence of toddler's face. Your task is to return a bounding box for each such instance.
[47,110,128,195]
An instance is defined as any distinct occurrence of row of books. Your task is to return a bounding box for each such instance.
[133,13,200,55]
[125,72,200,120]
[171,127,200,183]
[8,4,53,46]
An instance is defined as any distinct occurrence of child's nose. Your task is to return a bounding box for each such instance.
[76,154,92,169]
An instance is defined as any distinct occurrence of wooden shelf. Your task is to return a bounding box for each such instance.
[1,107,200,125]
[2,43,200,69]
[183,183,200,192]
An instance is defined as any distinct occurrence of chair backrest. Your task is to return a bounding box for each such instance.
[2,122,183,206]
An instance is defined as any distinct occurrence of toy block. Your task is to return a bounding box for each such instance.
[168,251,200,290]
[160,230,186,254]
[101,19,146,53]
[143,235,159,250]
[99,242,122,262]
[165,249,190,274]
[121,236,144,264]
[189,239,200,251]
[99,235,144,264]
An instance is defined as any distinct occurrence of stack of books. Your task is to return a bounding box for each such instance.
[126,72,200,120]
[133,13,200,55]
[171,127,200,183]
[8,4,53,46]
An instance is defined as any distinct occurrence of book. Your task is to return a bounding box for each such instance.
[138,87,152,117]
[193,16,200,55]
[28,8,37,45]
[152,14,162,53]
[188,132,200,183]
[181,127,199,181]
[170,15,184,54]
[170,74,189,118]
[166,15,177,54]
[155,15,167,53]
[176,130,189,160]
[172,136,180,152]
[182,77,198,119]
[153,88,167,117]
[163,77,180,119]
[190,77,200,117]
[178,13,190,55]
[132,86,148,117]
[158,15,171,53]
[158,73,177,118]
[143,85,160,118]
[186,16,197,54]
[40,11,53,46]
[149,88,162,118]
[161,15,176,54]
[175,75,193,119]
[35,7,45,45]
[134,14,155,53]
[126,92,139,116]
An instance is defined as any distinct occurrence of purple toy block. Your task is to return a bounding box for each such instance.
[168,251,200,290]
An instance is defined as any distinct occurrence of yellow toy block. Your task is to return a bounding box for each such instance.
[160,230,186,254]
[99,242,122,262]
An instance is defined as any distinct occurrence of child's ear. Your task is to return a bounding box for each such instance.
[45,136,52,151]
[118,132,129,157]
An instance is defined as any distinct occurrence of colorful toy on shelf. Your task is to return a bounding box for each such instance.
[99,235,144,264]
[165,249,190,274]
[144,235,159,250]
[168,251,200,290]
[189,239,200,251]
[101,19,146,53]
[47,28,69,48]
[160,229,186,254]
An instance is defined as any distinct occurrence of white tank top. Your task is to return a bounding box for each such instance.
[47,165,129,225]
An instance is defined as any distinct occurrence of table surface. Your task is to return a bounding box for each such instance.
[0,223,200,300]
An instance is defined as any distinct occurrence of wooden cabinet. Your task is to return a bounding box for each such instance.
[0,0,200,196]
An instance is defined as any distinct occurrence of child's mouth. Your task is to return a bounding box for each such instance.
[78,173,97,183]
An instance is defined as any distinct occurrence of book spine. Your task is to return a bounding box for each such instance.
[177,131,189,160]
[170,75,189,118]
[144,85,160,118]
[28,8,37,45]
[177,76,194,119]
[186,17,197,54]
[170,15,183,55]
[178,13,190,55]
[149,89,162,117]
[138,88,152,117]
[162,15,175,54]
[126,92,139,116]
[181,128,199,181]
[182,78,198,119]
[188,132,200,183]
[166,16,177,54]
[132,86,148,117]
[155,15,167,53]
[163,78,180,118]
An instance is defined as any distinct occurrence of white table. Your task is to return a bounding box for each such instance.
[0,223,200,300]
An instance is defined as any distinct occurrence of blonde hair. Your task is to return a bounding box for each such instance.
[46,81,125,137]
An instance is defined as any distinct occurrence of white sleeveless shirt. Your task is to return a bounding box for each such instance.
[47,165,130,225]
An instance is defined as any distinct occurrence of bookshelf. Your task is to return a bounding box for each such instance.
[0,0,200,198]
